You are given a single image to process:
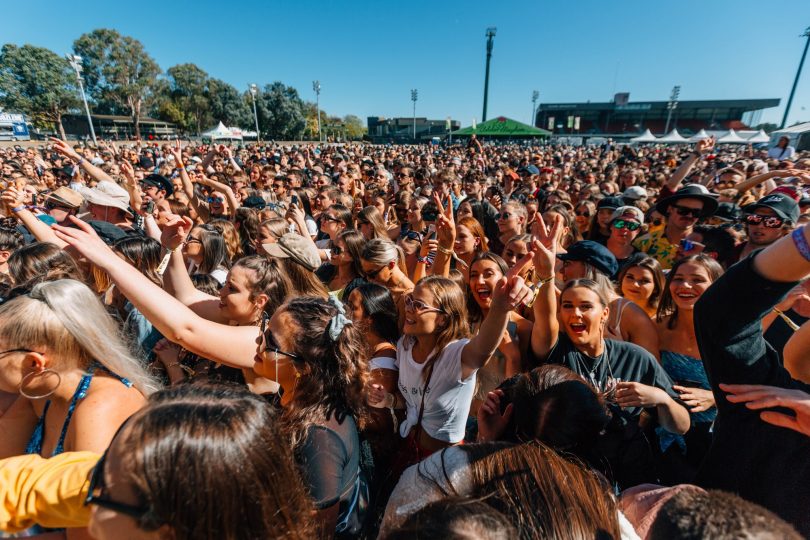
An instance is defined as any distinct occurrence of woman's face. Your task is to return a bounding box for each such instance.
[407,202,423,226]
[182,227,204,263]
[621,266,656,306]
[402,284,446,337]
[88,427,165,540]
[502,239,529,269]
[0,344,39,393]
[346,289,366,323]
[454,224,478,256]
[319,210,344,239]
[559,287,609,348]
[469,258,503,310]
[669,262,713,311]
[597,208,614,228]
[330,238,351,266]
[253,311,299,387]
[219,266,262,324]
[561,259,587,282]
[209,193,225,215]
[574,205,592,231]
[255,225,279,255]
[497,206,522,235]
[457,202,473,220]
[357,220,374,240]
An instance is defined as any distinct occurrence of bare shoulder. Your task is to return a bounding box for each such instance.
[68,378,147,453]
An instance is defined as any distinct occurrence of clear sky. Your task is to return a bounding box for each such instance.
[5,0,810,128]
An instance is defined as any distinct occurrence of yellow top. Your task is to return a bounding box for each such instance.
[0,452,98,533]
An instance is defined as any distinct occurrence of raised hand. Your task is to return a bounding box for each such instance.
[477,389,514,442]
[695,136,715,155]
[434,193,456,249]
[160,214,195,250]
[491,274,533,313]
[722,383,810,438]
[530,214,563,279]
[49,137,81,161]
[1,186,25,209]
[52,216,117,267]
[120,160,136,184]
[170,139,184,166]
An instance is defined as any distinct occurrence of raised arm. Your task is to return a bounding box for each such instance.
[664,137,714,192]
[430,194,455,278]
[0,188,67,248]
[50,137,115,185]
[529,214,563,361]
[53,217,258,369]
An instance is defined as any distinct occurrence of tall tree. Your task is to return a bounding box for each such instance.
[343,115,366,140]
[163,63,211,135]
[256,82,306,141]
[208,79,252,128]
[73,29,160,138]
[0,44,79,139]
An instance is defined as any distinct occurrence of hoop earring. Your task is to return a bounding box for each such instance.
[19,369,61,400]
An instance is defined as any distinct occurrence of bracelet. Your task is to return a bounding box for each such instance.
[534,275,554,288]
[168,362,195,377]
[436,244,453,256]
[11,205,27,213]
[791,228,810,262]
[76,157,85,166]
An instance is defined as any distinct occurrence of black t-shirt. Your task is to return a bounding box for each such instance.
[546,334,680,419]
[694,255,810,537]
[297,415,360,509]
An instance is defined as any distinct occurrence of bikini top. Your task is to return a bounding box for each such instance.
[25,363,132,457]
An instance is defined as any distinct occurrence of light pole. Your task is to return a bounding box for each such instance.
[482,27,497,122]
[249,84,260,143]
[531,90,539,126]
[411,89,418,142]
[664,85,681,133]
[66,54,97,145]
[781,27,810,129]
[313,81,322,142]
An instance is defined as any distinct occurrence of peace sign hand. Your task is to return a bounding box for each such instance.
[434,193,456,249]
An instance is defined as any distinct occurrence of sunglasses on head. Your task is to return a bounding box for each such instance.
[745,214,785,228]
[612,219,641,231]
[672,205,702,218]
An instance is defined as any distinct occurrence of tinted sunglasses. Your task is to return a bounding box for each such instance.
[672,205,702,218]
[745,214,785,228]
[498,212,512,220]
[331,245,343,256]
[575,210,591,217]
[259,313,299,360]
[404,294,445,314]
[403,230,423,242]
[612,219,641,231]
[364,264,388,279]
[85,450,150,520]
[207,197,224,203]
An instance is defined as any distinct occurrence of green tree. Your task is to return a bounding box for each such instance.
[256,82,306,140]
[208,79,252,128]
[73,29,161,138]
[0,44,79,139]
[343,115,366,140]
[163,63,211,134]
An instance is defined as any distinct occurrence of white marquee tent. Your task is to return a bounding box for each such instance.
[658,129,689,144]
[630,129,657,143]
[202,122,242,141]
[747,129,770,143]
[688,129,711,142]
[717,129,747,144]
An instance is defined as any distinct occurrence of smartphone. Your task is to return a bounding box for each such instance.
[144,201,155,214]
[291,195,299,205]
[427,224,437,239]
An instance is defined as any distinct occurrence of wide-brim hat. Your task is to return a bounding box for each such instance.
[655,185,718,218]
[262,233,321,272]
[81,181,133,216]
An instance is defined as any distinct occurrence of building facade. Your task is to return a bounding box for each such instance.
[367,117,460,143]
[63,114,178,141]
[535,96,779,140]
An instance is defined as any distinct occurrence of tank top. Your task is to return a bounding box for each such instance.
[25,363,133,457]
[605,297,632,341]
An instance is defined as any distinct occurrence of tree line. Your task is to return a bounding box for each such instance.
[0,29,365,141]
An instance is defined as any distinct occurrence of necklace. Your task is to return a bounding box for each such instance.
[575,340,616,394]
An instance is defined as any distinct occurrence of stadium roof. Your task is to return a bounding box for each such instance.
[452,116,551,137]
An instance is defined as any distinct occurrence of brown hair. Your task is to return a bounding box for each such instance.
[356,205,389,240]
[209,219,243,262]
[456,216,489,253]
[464,442,621,540]
[8,242,83,287]
[616,253,666,312]
[118,384,315,539]
[656,254,724,329]
[233,256,292,316]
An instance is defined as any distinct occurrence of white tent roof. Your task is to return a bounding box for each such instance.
[630,129,657,143]
[658,129,689,144]
[688,129,710,142]
[202,121,242,140]
[747,129,770,143]
[717,129,747,144]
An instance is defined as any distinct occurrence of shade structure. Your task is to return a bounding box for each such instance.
[202,121,242,141]
[717,129,747,144]
[630,129,657,143]
[451,116,551,137]
[657,129,689,144]
[688,129,711,142]
[746,129,770,143]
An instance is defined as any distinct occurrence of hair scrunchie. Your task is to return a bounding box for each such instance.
[327,295,352,341]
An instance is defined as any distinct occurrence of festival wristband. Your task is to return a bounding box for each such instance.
[11,205,27,213]
[792,228,810,263]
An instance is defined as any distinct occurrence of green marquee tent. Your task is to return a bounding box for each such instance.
[451,116,551,138]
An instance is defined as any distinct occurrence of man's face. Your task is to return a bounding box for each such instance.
[666,198,704,230]
[746,208,787,247]
[337,176,352,194]
[139,182,163,202]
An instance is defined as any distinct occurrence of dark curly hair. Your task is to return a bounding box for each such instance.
[278,296,368,448]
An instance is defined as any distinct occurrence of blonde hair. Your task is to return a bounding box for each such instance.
[362,238,408,275]
[0,279,159,395]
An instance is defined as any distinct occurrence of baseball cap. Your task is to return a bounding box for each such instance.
[557,240,619,277]
[744,192,800,223]
[713,202,743,222]
[262,233,321,272]
[597,196,624,211]
[610,206,645,224]
[622,186,648,201]
[242,196,266,210]
[141,174,174,196]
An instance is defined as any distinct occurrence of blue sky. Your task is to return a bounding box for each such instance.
[5,0,810,127]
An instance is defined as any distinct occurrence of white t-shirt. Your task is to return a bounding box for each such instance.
[767,145,796,160]
[395,338,474,443]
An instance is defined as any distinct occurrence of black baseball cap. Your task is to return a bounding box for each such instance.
[597,196,624,211]
[713,202,743,223]
[242,195,266,209]
[744,192,800,223]
[141,174,174,196]
[557,240,619,277]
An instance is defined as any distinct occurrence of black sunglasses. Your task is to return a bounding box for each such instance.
[259,313,299,360]
[331,245,343,256]
[364,264,387,279]
[403,230,423,242]
[85,450,151,520]
[671,205,702,218]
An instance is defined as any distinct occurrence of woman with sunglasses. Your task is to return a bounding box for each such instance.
[315,204,352,262]
[493,201,527,257]
[360,238,414,321]
[315,229,367,301]
[367,268,533,473]
[355,205,389,241]
[606,206,643,267]
[575,201,597,237]
[254,296,367,538]
[655,254,723,484]
[181,224,231,286]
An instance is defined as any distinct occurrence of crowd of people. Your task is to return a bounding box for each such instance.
[0,132,809,539]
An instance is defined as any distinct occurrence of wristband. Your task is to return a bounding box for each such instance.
[791,228,810,262]
[534,275,554,288]
[436,244,453,256]
[76,157,85,166]
[11,205,27,213]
